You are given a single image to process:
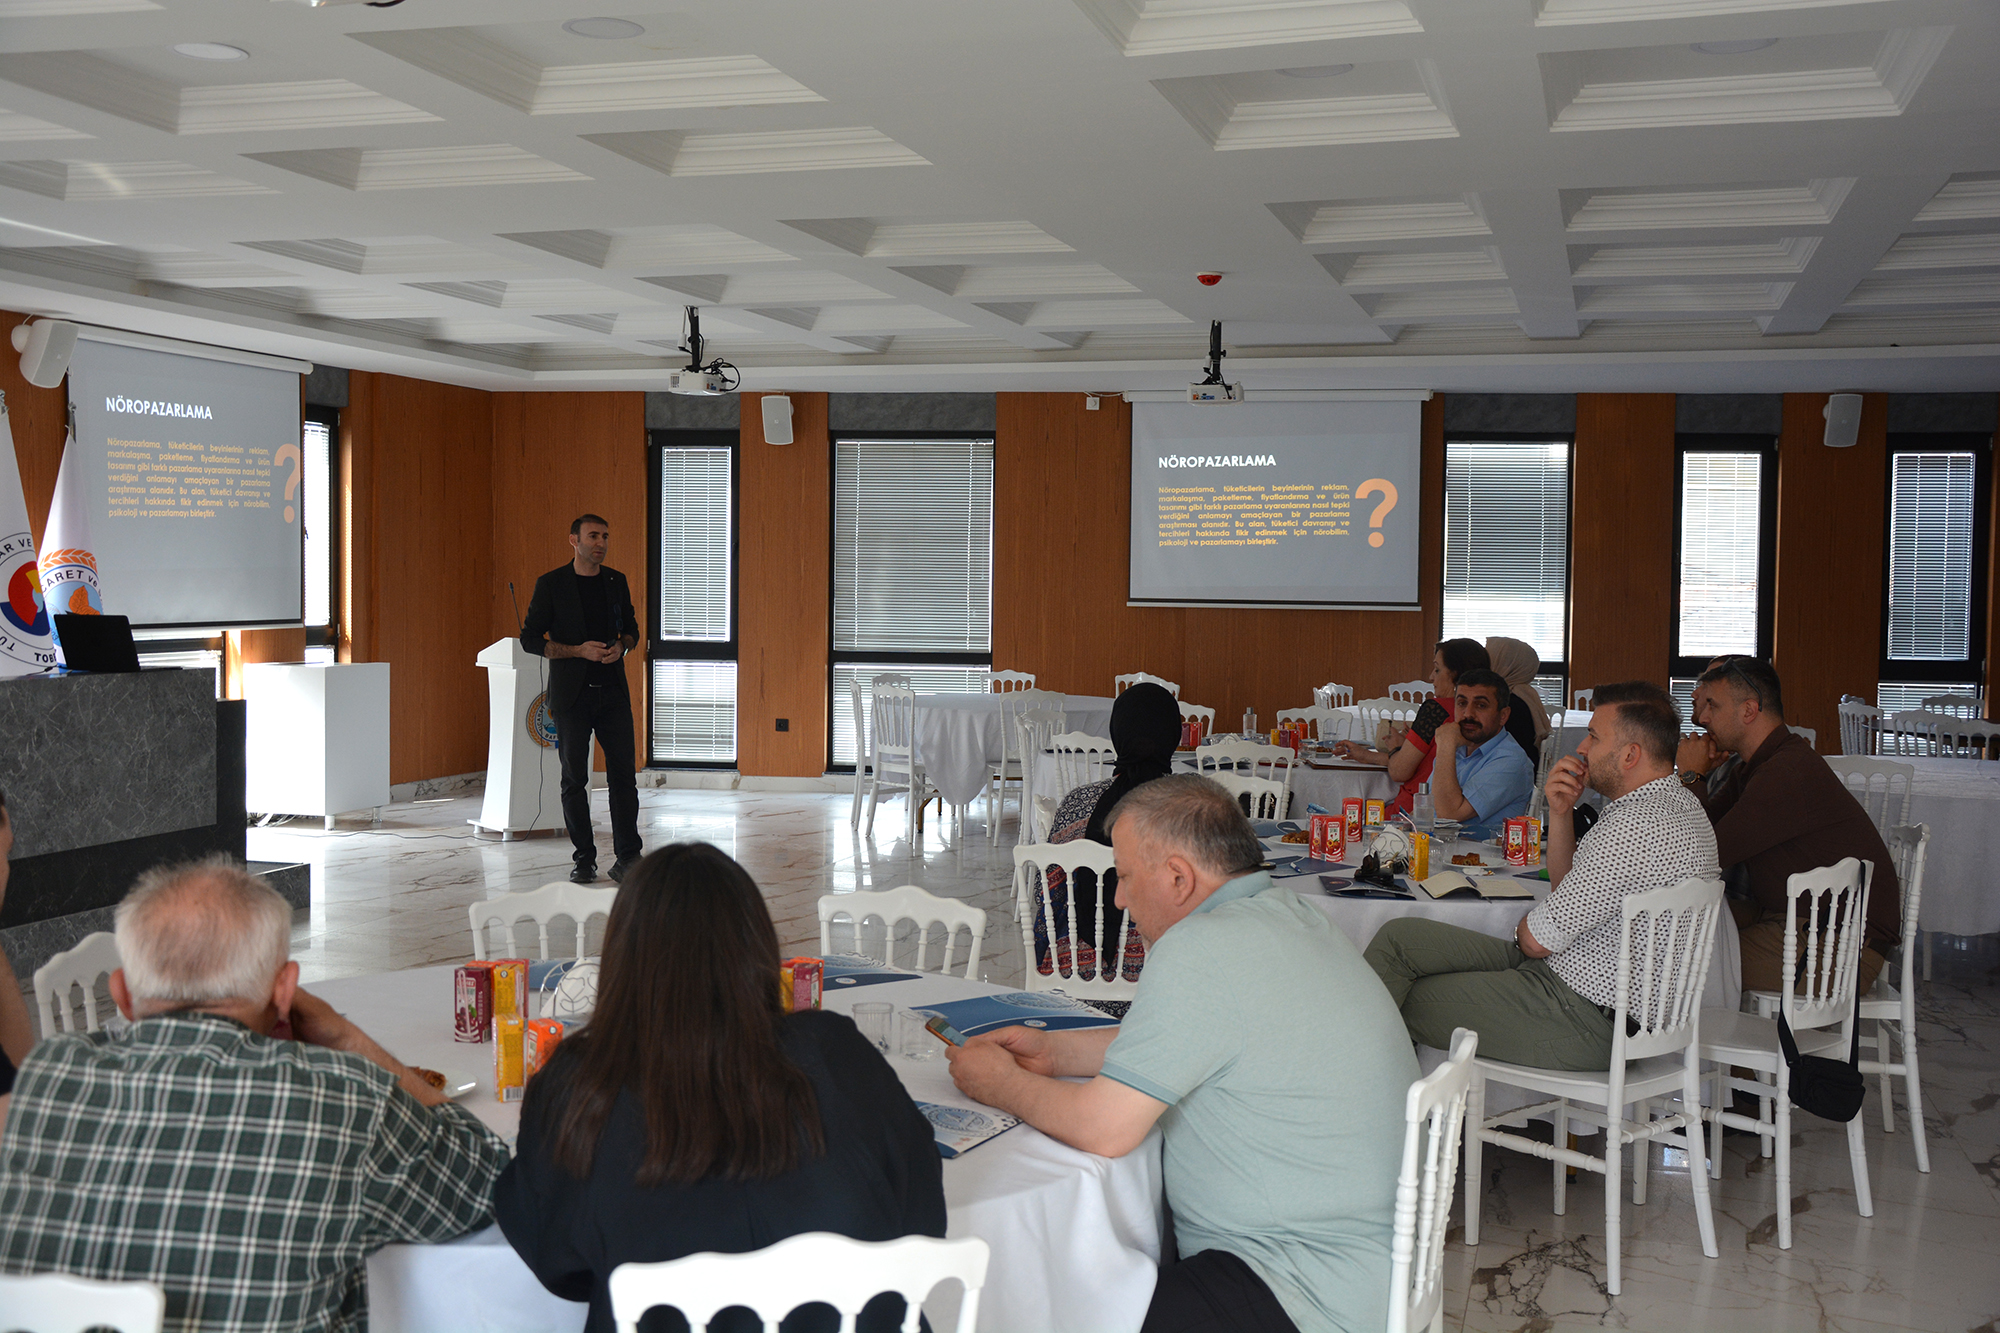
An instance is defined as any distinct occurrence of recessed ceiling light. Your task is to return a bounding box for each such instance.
[563,17,645,39]
[1690,38,1777,55]
[1276,64,1354,79]
[173,42,249,61]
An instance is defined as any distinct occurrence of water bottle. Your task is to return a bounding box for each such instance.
[1242,707,1256,739]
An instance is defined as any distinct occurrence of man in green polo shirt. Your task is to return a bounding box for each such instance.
[946,774,1418,1333]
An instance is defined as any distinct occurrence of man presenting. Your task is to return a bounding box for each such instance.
[521,514,643,884]
[1429,667,1535,840]
[947,775,1416,1333]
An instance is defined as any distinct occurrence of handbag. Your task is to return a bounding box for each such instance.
[1776,988,1866,1123]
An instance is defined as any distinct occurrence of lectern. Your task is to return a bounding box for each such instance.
[473,639,563,839]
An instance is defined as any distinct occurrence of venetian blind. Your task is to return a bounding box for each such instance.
[1442,441,1570,661]
[833,438,995,654]
[650,660,736,763]
[1887,451,1976,661]
[1678,452,1761,658]
[657,446,732,642]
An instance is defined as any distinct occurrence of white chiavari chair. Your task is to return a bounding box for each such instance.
[1207,771,1287,820]
[988,669,1036,692]
[1112,672,1179,698]
[1013,841,1139,998]
[818,884,986,979]
[1195,739,1296,817]
[1386,679,1432,704]
[1014,706,1067,844]
[1049,731,1116,797]
[1178,700,1215,740]
[1838,700,1883,756]
[1315,682,1354,709]
[1387,1027,1478,1333]
[1860,825,1932,1172]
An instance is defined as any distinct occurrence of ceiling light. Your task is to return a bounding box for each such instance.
[1690,39,1777,55]
[173,42,249,61]
[1276,64,1354,79]
[563,17,645,39]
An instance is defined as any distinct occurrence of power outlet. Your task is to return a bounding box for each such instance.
[775,718,790,732]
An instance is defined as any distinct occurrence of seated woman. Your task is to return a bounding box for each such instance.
[1334,638,1487,819]
[496,843,945,1333]
[1485,635,1550,758]
[1036,682,1181,983]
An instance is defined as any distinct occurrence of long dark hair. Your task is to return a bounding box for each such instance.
[540,843,823,1185]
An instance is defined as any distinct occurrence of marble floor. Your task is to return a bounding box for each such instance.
[249,785,2000,1333]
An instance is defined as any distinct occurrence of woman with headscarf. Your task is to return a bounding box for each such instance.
[1035,682,1182,983]
[1334,638,1486,819]
[1485,636,1552,755]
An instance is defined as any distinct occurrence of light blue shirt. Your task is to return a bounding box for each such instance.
[1452,727,1535,838]
[1100,871,1419,1333]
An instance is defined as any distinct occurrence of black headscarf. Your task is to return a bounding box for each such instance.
[1084,682,1184,845]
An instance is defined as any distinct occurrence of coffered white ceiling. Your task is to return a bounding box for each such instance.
[0,0,1996,393]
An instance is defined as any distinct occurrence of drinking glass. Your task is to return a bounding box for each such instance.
[853,1002,893,1054]
[1411,792,1436,833]
[898,1009,942,1061]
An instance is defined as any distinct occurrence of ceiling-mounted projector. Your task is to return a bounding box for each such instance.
[1189,319,1239,403]
[668,307,739,397]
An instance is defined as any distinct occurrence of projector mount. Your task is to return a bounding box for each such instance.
[1189,319,1240,403]
[668,307,740,397]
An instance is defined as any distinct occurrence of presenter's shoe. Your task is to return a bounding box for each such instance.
[568,863,597,885]
[608,854,641,884]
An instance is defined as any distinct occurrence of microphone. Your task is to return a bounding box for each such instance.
[509,581,523,635]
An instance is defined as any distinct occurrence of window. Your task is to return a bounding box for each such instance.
[1442,438,1571,690]
[830,436,994,767]
[649,432,737,765]
[1672,435,1775,681]
[300,408,337,641]
[1880,436,1990,700]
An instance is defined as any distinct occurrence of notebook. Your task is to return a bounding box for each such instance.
[1412,870,1534,901]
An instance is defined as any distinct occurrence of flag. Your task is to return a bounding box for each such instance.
[39,423,102,666]
[0,391,56,676]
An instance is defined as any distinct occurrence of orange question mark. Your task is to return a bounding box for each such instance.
[274,442,302,523]
[1357,479,1397,547]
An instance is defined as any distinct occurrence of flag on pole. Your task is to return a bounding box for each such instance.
[39,423,102,666]
[0,391,56,676]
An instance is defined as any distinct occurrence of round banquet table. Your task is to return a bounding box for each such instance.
[1895,756,2000,937]
[910,693,1117,811]
[316,965,1163,1333]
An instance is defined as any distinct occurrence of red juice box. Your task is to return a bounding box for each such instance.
[1342,798,1364,847]
[1309,813,1342,862]
[453,963,492,1043]
[1505,818,1528,866]
[782,957,823,1012]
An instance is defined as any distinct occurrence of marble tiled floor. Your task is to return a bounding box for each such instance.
[252,786,2000,1333]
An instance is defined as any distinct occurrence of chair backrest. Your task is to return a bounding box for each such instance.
[1013,840,1136,996]
[849,677,871,769]
[1178,700,1215,738]
[1837,700,1883,756]
[1825,757,1914,833]
[1274,705,1323,739]
[1386,679,1432,704]
[1196,739,1296,792]
[1608,876,1725,1065]
[1883,824,1929,966]
[1921,692,1983,718]
[872,682,920,775]
[1881,710,1943,757]
[1387,1027,1478,1333]
[1113,671,1179,698]
[1933,714,2000,758]
[33,931,122,1036]
[1788,724,1817,750]
[989,669,1036,692]
[608,1231,990,1333]
[994,688,1058,766]
[1208,771,1288,820]
[1049,731,1116,794]
[1355,697,1418,742]
[0,1271,166,1333]
[1780,857,1872,1033]
[469,883,619,960]
[1315,681,1354,709]
[1572,687,1594,710]
[818,884,986,979]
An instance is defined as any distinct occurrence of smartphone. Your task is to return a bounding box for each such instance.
[924,1014,967,1047]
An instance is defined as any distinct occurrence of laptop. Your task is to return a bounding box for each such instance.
[54,613,142,673]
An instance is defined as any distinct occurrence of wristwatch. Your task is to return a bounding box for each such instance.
[1678,770,1705,789]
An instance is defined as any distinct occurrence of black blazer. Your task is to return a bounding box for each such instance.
[520,563,638,710]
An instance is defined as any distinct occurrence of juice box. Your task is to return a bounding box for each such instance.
[525,1018,565,1078]
[1308,812,1339,861]
[1504,818,1528,866]
[780,957,823,1013]
[494,1015,525,1103]
[490,959,529,1024]
[1412,831,1430,880]
[1522,816,1543,867]
[1342,798,1364,847]
[1365,797,1385,827]
[453,963,492,1043]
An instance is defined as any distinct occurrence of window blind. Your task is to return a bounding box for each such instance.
[658,446,733,642]
[1442,441,1569,662]
[833,439,994,654]
[1678,452,1761,658]
[650,660,737,763]
[1887,452,1976,661]
[301,418,332,629]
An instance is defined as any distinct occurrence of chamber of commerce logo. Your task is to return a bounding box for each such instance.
[37,547,101,616]
[0,530,53,668]
[526,691,558,748]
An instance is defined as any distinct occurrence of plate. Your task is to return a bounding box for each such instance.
[448,1080,478,1100]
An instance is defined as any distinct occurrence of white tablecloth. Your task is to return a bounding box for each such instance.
[912,693,1117,809]
[321,966,1163,1333]
[1898,756,2000,936]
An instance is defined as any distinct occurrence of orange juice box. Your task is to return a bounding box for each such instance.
[1523,817,1543,867]
[1412,831,1430,880]
[494,1015,525,1102]
[491,959,529,1024]
[1365,797,1385,827]
[1342,798,1364,846]
[525,1018,566,1078]
[1504,818,1528,866]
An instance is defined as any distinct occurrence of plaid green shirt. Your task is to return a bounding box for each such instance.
[0,1012,509,1333]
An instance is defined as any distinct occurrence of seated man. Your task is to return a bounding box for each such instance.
[1430,667,1535,839]
[1675,657,1898,993]
[0,856,509,1331]
[0,791,39,1130]
[1364,683,1719,1071]
[946,774,1417,1333]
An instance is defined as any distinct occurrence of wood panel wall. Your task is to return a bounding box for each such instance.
[1773,391,1889,745]
[1,310,67,544]
[991,393,1445,726]
[1568,393,1676,693]
[736,392,832,776]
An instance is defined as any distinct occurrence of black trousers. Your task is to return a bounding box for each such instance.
[1141,1250,1300,1333]
[552,684,641,868]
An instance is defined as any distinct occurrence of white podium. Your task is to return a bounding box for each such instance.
[243,662,391,829]
[472,639,563,840]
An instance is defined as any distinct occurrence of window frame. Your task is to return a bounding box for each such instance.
[301,405,340,650]
[1877,431,1992,692]
[646,427,740,768]
[1669,432,1777,681]
[1440,430,1575,693]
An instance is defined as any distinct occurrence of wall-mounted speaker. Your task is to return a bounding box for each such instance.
[1822,393,1863,449]
[761,393,794,446]
[10,318,78,389]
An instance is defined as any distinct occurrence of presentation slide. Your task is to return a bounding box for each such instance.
[68,339,302,627]
[1129,399,1422,609]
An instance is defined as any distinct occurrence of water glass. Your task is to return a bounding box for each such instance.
[898,1009,942,1061]
[853,1002,893,1054]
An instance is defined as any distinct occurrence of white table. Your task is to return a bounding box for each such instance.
[911,692,1116,810]
[318,965,1163,1333]
[1894,756,2000,937]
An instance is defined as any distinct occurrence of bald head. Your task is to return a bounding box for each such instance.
[114,856,291,1008]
